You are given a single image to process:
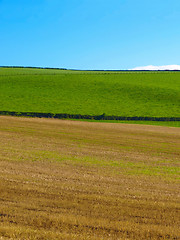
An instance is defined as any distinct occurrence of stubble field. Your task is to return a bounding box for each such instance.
[0,116,179,239]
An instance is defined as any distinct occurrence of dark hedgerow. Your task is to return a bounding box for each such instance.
[0,111,179,122]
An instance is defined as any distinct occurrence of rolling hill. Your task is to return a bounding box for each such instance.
[0,67,179,121]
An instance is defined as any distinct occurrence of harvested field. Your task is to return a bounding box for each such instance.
[0,116,179,239]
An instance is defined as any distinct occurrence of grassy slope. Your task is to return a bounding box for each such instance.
[0,116,179,239]
[0,68,180,117]
[73,119,180,127]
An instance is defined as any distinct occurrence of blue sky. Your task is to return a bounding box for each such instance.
[0,0,180,70]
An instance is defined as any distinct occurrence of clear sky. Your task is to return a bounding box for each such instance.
[0,0,180,70]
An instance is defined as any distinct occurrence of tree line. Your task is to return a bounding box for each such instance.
[0,111,179,121]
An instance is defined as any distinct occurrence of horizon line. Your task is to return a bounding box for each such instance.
[1,66,180,72]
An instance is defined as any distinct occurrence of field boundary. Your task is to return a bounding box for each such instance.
[0,111,179,121]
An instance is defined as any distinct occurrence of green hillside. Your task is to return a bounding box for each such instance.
[0,67,179,117]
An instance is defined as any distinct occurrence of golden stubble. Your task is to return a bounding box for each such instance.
[0,116,179,239]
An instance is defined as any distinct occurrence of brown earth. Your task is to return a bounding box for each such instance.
[0,116,179,239]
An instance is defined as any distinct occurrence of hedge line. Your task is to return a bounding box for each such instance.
[0,111,179,121]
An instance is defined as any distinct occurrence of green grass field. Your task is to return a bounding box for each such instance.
[73,119,180,127]
[0,67,179,119]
